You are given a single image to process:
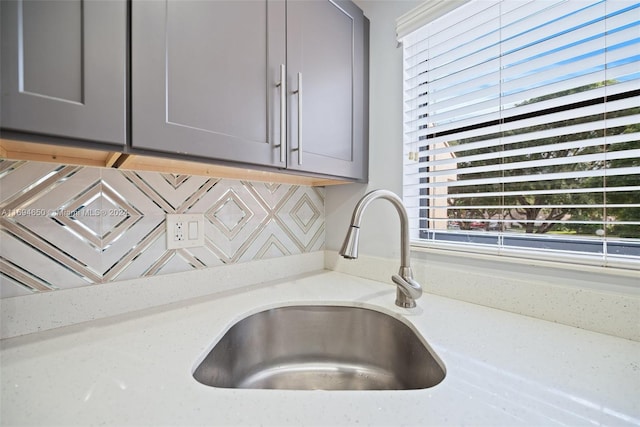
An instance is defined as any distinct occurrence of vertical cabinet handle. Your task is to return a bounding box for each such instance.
[276,64,286,163]
[293,72,303,165]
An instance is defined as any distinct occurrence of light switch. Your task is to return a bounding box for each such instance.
[188,221,198,240]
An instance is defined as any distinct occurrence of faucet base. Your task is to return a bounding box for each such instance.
[395,288,417,308]
[391,270,422,308]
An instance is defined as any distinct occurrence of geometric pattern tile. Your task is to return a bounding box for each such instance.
[0,159,325,296]
[206,188,253,240]
[160,173,191,189]
[254,234,291,259]
[291,193,321,234]
[122,170,217,213]
[51,180,143,250]
[276,186,325,252]
[200,181,270,264]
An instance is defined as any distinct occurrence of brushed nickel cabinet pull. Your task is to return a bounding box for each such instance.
[292,72,302,165]
[275,64,286,163]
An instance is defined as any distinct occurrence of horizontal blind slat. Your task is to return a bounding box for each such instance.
[420,186,640,200]
[421,166,639,188]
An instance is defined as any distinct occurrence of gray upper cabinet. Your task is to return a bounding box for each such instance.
[133,0,368,180]
[287,0,368,180]
[132,0,287,168]
[1,0,368,181]
[0,0,127,146]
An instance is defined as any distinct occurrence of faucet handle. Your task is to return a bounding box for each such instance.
[391,274,423,308]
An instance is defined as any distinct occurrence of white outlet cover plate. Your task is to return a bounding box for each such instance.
[166,214,205,249]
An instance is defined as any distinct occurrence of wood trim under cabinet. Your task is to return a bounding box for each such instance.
[0,139,351,186]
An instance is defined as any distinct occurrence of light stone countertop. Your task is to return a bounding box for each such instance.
[1,271,639,426]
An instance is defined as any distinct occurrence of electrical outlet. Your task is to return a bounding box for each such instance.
[175,221,185,241]
[166,214,204,249]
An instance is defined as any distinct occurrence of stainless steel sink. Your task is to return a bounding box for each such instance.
[193,305,446,390]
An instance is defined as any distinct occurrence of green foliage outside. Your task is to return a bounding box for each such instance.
[445,82,639,238]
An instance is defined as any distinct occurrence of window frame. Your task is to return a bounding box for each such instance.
[399,0,640,270]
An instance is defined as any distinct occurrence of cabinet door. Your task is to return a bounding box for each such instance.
[132,0,286,167]
[286,0,368,181]
[0,0,127,145]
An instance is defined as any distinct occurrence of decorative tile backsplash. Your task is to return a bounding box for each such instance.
[0,160,324,298]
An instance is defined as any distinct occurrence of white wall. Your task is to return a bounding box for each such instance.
[325,0,422,259]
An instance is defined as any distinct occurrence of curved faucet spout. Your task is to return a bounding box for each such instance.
[339,190,423,308]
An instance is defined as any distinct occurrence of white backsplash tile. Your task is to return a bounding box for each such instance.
[0,159,325,296]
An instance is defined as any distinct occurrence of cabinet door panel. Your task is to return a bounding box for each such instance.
[21,0,83,103]
[132,0,286,167]
[287,0,367,180]
[0,0,127,145]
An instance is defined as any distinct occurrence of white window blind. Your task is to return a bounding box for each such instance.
[401,0,640,268]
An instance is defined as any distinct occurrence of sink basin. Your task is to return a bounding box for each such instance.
[192,305,446,390]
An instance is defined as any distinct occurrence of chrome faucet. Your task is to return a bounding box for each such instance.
[339,189,423,308]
